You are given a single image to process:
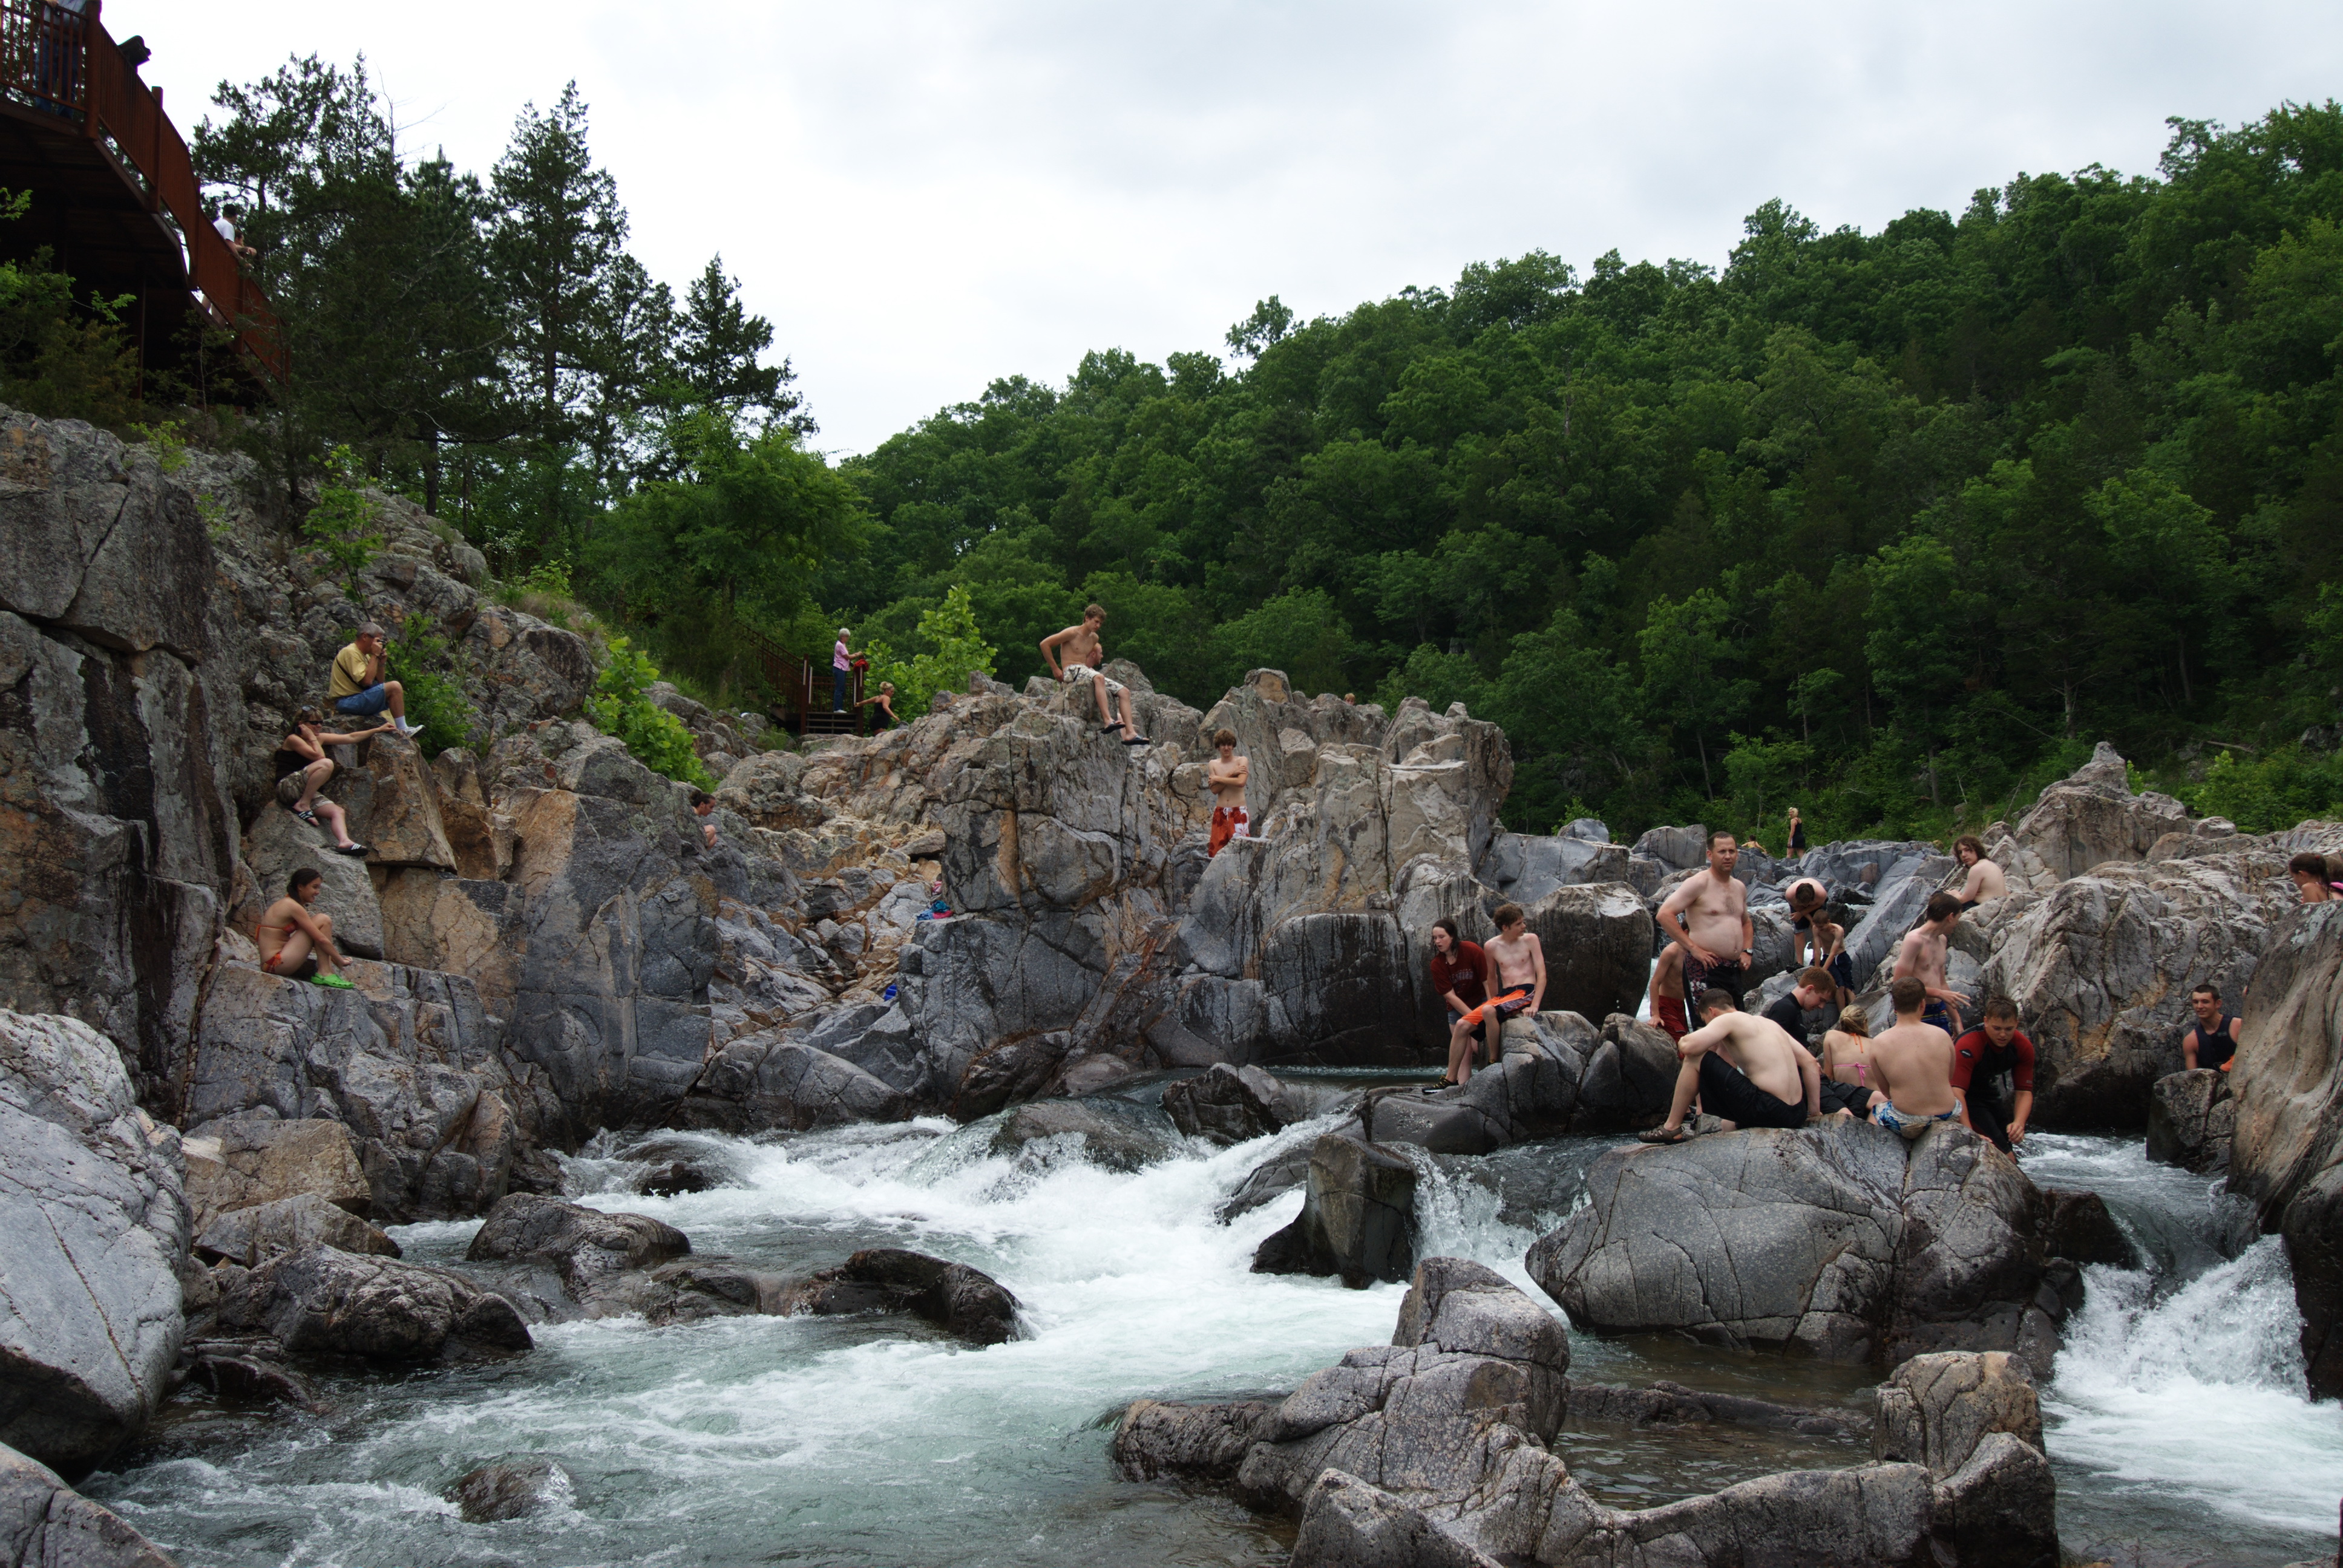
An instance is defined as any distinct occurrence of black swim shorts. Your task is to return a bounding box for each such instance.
[1696,1052,1807,1131]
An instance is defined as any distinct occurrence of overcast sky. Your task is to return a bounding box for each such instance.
[163,2,2343,457]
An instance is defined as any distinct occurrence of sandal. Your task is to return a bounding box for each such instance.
[293,808,319,826]
[332,842,370,857]
[1636,1125,1691,1144]
[1121,734,1151,746]
[310,973,355,990]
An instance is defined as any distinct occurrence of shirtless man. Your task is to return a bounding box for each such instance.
[1637,989,1820,1142]
[2180,982,2243,1072]
[1869,976,1970,1140]
[1443,902,1545,1086]
[255,868,354,990]
[1648,944,1689,1042]
[1040,604,1148,745]
[1206,728,1250,855]
[1656,830,1754,1005]
[1788,882,1852,1003]
[1952,836,2008,909]
[1893,892,1968,1039]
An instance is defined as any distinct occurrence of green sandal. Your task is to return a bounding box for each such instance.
[310,973,356,990]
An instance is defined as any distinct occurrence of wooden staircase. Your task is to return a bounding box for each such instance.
[735,621,862,737]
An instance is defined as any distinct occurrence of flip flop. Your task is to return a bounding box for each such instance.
[1121,734,1150,746]
[1636,1125,1690,1144]
[293,808,319,826]
[332,842,370,857]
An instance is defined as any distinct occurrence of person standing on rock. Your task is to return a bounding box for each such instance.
[1637,988,1818,1142]
[1427,918,1491,1088]
[1648,943,1689,1041]
[1952,836,2007,909]
[1786,806,1807,855]
[1040,604,1149,745]
[1893,892,1968,1037]
[328,622,423,739]
[273,707,384,857]
[1950,997,2036,1151]
[1207,729,1250,855]
[255,868,355,990]
[2180,983,2242,1073]
[1869,976,1970,1140]
[1657,830,1754,1006]
[1786,880,1851,1002]
[1441,903,1545,1086]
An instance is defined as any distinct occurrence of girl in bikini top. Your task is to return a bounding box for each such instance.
[1822,1006,1874,1085]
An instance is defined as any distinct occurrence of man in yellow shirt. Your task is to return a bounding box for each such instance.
[328,622,421,739]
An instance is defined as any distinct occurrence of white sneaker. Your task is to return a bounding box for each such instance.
[399,720,424,739]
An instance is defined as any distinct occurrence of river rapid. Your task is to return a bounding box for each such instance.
[83,1080,2343,1568]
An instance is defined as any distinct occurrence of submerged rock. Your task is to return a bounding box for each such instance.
[446,1458,571,1523]
[786,1249,1021,1344]
[214,1243,532,1363]
[2037,1188,2137,1269]
[1251,1134,1417,1288]
[988,1099,1174,1172]
[0,1011,188,1477]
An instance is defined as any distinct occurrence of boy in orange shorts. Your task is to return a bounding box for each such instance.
[1434,903,1545,1090]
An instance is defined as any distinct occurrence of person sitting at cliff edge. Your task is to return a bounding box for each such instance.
[1872,976,1971,1142]
[255,868,355,990]
[272,705,385,857]
[327,622,423,739]
[1637,988,1818,1143]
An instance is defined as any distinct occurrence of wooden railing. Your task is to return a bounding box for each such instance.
[0,0,286,381]
[733,620,861,732]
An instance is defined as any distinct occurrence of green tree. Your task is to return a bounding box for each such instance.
[867,584,999,719]
[1637,590,1755,796]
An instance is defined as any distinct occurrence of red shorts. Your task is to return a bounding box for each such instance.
[1463,988,1530,1027]
[1654,996,1688,1040]
[1208,805,1249,856]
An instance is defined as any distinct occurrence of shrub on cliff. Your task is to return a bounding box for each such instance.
[586,636,715,789]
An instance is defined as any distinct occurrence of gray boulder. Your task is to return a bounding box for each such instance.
[1289,1469,1504,1568]
[464,1193,690,1312]
[1567,1013,1679,1133]
[1110,1400,1276,1483]
[1871,1350,2043,1475]
[1253,1134,1418,1287]
[2147,1069,2235,1172]
[1527,1122,2061,1373]
[987,1099,1174,1172]
[180,1117,371,1231]
[1630,824,1708,871]
[2013,742,2190,880]
[194,1192,401,1266]
[670,1033,910,1133]
[784,1248,1022,1344]
[1162,1063,1283,1145]
[1481,831,1629,909]
[0,1438,182,1567]
[0,1011,188,1477]
[1521,883,1650,1023]
[1839,868,1951,990]
[214,1243,532,1362]
[2038,1189,2137,1269]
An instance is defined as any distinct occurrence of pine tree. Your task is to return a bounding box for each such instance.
[488,82,627,441]
[675,256,811,434]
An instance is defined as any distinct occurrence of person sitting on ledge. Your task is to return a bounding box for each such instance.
[1817,1005,1884,1119]
[1953,835,2008,909]
[1433,902,1544,1091]
[1427,918,1490,1086]
[328,621,424,739]
[1951,996,2036,1151]
[2180,982,2243,1073]
[2288,851,2341,904]
[1870,975,1970,1140]
[1637,987,1819,1143]
[255,868,354,989]
[272,705,386,856]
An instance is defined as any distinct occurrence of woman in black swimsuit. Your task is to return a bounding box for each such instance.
[275,707,389,855]
[856,681,900,731]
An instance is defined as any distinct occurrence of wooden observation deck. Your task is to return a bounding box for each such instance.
[0,0,283,388]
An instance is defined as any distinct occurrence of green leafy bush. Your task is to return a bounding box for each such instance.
[304,446,382,598]
[384,612,479,760]
[866,584,998,722]
[2181,747,2343,833]
[586,635,715,788]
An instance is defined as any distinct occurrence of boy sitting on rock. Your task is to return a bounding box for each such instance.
[1870,976,1971,1140]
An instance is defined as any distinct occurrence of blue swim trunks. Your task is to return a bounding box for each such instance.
[1875,1102,1960,1142]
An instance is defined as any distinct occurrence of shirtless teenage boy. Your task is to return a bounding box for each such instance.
[1040,604,1148,745]
[1869,976,1968,1140]
[1952,836,2008,908]
[1637,989,1820,1142]
[1893,892,1968,1038]
[255,868,354,989]
[1443,902,1545,1086]
[1648,944,1689,1041]
[1656,830,1754,1005]
[1207,728,1250,855]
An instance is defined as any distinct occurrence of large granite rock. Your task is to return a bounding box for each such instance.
[784,1248,1023,1344]
[181,1117,371,1230]
[1871,1350,2043,1475]
[1519,883,1650,1023]
[213,1243,531,1362]
[0,1438,182,1567]
[194,1191,400,1267]
[464,1193,690,1308]
[1526,1123,2060,1373]
[2011,742,2190,881]
[1253,1134,1418,1287]
[1978,843,2312,1126]
[2229,900,2343,1398]
[1111,1400,1277,1483]
[1481,831,1629,909]
[668,1033,909,1134]
[0,1012,188,1478]
[1162,1062,1283,1145]
[2146,1068,2235,1172]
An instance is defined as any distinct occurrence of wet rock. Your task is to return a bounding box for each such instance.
[447,1457,570,1523]
[672,1033,910,1134]
[464,1194,690,1304]
[947,1030,1074,1122]
[2037,1189,2137,1269]
[181,1118,370,1230]
[182,1346,323,1412]
[1110,1399,1276,1483]
[786,1249,1021,1344]
[1562,1379,1863,1437]
[0,1011,188,1478]
[1567,1013,1679,1132]
[2147,1069,2236,1172]
[1251,1134,1417,1288]
[194,1192,400,1266]
[1929,1429,2060,1568]
[988,1099,1174,1172]
[1535,1459,1939,1567]
[2012,742,2191,881]
[0,1437,183,1567]
[1162,1063,1283,1145]
[215,1243,531,1363]
[635,1161,715,1197]
[1528,1122,2059,1374]
[1289,1469,1503,1568]
[1519,883,1650,1024]
[2229,900,2343,1398]
[1872,1350,2043,1476]
[1217,1140,1317,1222]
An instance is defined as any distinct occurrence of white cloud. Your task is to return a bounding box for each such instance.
[162,1,2343,455]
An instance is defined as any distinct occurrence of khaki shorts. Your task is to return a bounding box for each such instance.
[1063,664,1127,697]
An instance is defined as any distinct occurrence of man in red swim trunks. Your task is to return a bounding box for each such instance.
[1648,944,1689,1041]
[1206,728,1249,855]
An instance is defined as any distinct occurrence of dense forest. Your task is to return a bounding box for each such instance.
[67,57,2343,841]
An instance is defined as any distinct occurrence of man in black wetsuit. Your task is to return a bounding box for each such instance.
[2180,982,2243,1073]
[1951,996,2036,1153]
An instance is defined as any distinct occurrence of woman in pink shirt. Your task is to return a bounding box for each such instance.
[833,627,851,712]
